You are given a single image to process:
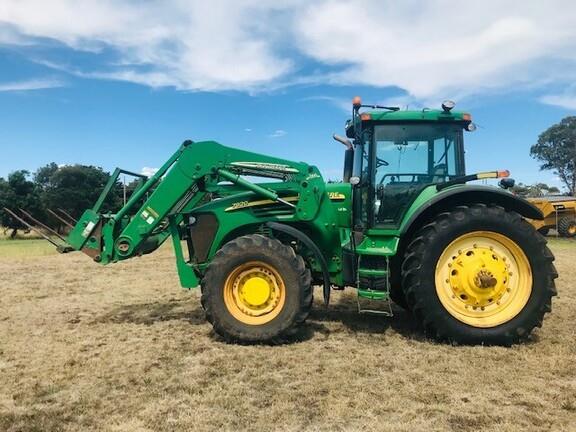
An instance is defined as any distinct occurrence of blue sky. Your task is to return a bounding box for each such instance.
[1,1,575,190]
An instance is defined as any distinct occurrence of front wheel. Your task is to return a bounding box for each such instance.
[401,204,557,345]
[201,234,312,343]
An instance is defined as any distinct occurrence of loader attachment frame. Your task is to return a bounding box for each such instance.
[64,139,329,290]
[2,207,73,252]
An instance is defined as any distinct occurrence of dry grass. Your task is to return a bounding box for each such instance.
[0,239,575,432]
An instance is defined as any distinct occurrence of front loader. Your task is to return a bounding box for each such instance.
[14,97,557,345]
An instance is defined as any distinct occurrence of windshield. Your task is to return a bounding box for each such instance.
[371,123,464,226]
[373,124,463,185]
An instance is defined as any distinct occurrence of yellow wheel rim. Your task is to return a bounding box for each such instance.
[223,261,286,325]
[435,231,532,328]
[569,225,576,235]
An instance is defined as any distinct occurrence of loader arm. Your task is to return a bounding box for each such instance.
[65,140,326,288]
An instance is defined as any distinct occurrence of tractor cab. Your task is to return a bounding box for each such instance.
[341,97,475,229]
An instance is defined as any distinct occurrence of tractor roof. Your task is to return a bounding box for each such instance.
[362,108,471,122]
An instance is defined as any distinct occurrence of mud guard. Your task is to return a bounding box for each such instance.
[266,222,332,307]
[400,186,544,236]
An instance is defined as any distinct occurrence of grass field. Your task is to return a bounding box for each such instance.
[0,238,575,431]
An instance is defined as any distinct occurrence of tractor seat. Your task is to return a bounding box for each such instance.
[377,183,421,224]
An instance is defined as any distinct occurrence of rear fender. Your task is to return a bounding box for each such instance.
[400,185,543,237]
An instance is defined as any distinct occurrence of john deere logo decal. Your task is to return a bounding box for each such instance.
[328,192,346,201]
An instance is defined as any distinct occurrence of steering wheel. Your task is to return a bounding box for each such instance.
[376,157,389,167]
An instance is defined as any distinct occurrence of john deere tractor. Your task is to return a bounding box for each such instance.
[12,97,557,345]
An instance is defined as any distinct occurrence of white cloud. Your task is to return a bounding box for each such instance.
[0,0,295,92]
[295,1,576,100]
[141,167,159,177]
[0,78,64,92]
[244,128,252,132]
[1,1,576,101]
[540,89,576,110]
[269,129,287,138]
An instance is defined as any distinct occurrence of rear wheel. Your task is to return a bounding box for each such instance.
[401,204,557,345]
[201,234,312,343]
[558,216,576,238]
[388,258,409,309]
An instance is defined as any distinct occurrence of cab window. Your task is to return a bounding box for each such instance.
[371,123,463,226]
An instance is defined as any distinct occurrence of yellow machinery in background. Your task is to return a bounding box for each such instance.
[528,197,576,237]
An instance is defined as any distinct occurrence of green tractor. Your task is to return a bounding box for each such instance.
[11,97,557,345]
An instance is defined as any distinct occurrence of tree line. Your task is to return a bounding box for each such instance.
[0,164,138,238]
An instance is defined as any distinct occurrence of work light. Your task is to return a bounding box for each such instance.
[441,100,455,112]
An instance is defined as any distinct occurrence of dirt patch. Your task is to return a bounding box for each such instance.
[0,242,575,431]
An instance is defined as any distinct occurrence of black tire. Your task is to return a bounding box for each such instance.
[389,285,409,310]
[537,227,550,236]
[201,234,312,343]
[401,204,557,345]
[388,257,409,309]
[558,216,576,238]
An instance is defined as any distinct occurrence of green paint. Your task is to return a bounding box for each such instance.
[365,108,471,122]
[358,289,389,300]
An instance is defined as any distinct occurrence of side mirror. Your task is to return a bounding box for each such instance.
[499,178,515,190]
[333,134,352,149]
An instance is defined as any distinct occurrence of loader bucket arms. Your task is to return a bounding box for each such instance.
[63,139,326,289]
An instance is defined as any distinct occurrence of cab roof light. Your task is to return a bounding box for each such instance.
[442,100,456,112]
[360,113,372,121]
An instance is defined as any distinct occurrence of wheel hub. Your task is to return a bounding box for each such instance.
[474,269,497,289]
[435,231,532,328]
[234,268,281,316]
[223,262,285,324]
[239,276,272,307]
[447,245,510,310]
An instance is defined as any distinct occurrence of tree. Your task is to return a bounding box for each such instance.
[0,170,43,238]
[531,116,576,196]
[34,162,59,190]
[534,183,560,194]
[41,165,122,219]
[511,182,561,197]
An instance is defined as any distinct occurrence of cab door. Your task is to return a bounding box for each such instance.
[368,123,464,228]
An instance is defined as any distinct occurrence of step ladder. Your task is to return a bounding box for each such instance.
[356,255,393,316]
